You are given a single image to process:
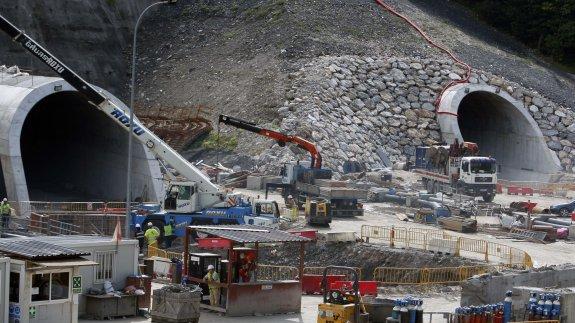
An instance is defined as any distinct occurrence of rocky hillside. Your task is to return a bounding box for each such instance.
[133,0,574,173]
[0,0,156,97]
[2,0,573,174]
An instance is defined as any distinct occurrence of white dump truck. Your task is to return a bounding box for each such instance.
[413,142,497,202]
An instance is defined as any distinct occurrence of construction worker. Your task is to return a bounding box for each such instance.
[203,264,220,306]
[144,222,160,252]
[286,195,297,219]
[0,198,11,230]
[163,219,176,248]
[135,223,145,252]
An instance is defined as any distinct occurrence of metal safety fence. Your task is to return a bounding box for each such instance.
[258,264,299,281]
[147,245,183,260]
[9,201,152,217]
[372,265,500,285]
[2,215,87,236]
[361,225,533,268]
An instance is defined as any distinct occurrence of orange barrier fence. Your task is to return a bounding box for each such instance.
[361,225,533,268]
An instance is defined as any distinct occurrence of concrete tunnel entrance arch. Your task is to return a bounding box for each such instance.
[437,84,561,182]
[0,72,163,203]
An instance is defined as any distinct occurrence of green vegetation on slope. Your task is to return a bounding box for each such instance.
[201,132,238,151]
[455,0,575,69]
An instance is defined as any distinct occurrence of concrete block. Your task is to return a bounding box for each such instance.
[461,265,575,306]
[246,175,263,190]
[323,231,357,243]
[570,225,575,240]
[319,187,368,200]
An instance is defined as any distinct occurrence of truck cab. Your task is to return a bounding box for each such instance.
[458,156,497,201]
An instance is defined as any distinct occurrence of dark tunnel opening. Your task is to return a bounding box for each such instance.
[457,91,556,181]
[20,91,150,202]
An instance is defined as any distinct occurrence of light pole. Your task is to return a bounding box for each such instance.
[126,0,177,237]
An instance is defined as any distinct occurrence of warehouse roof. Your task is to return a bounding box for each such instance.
[0,239,90,260]
[189,225,310,244]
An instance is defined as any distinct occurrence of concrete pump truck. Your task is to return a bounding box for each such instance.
[0,13,280,239]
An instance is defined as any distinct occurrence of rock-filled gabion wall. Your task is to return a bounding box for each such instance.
[255,55,574,175]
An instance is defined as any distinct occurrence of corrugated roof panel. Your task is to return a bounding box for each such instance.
[190,225,310,243]
[0,239,90,260]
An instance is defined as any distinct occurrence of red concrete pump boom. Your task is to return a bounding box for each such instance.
[218,114,322,169]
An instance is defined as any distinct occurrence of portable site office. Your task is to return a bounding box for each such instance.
[0,240,98,323]
[183,224,310,316]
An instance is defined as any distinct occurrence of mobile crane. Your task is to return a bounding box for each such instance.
[219,115,365,218]
[0,14,280,236]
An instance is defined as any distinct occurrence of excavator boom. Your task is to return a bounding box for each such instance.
[218,114,322,168]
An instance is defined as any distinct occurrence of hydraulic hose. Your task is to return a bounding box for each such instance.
[373,0,471,116]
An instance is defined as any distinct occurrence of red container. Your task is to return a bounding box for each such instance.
[521,187,534,196]
[289,230,318,240]
[330,281,378,296]
[301,274,346,295]
[507,186,520,195]
[196,237,232,249]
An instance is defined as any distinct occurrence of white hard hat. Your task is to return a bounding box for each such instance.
[2,198,6,202]
[135,223,141,228]
[147,222,153,227]
[207,265,215,270]
[287,195,293,199]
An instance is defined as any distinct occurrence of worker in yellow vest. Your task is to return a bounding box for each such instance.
[144,222,160,250]
[203,264,220,306]
[0,198,11,230]
[163,219,176,248]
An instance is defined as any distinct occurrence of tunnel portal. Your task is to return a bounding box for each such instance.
[0,72,163,203]
[21,91,154,201]
[438,85,561,182]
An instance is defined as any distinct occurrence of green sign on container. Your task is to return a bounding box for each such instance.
[72,275,82,294]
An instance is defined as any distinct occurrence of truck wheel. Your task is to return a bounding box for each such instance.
[482,194,495,203]
[559,208,570,217]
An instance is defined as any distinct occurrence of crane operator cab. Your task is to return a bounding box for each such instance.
[164,182,199,213]
[252,199,281,218]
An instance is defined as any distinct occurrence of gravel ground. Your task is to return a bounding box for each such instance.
[80,284,458,323]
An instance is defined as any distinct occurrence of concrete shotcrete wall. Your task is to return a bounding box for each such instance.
[438,84,561,182]
[0,71,163,202]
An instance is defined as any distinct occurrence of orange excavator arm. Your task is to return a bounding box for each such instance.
[218,115,322,169]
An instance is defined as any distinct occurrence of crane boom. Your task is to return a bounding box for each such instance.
[0,13,223,210]
[218,114,322,168]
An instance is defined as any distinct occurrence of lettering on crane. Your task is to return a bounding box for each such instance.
[205,210,228,217]
[110,108,145,136]
[24,40,65,74]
